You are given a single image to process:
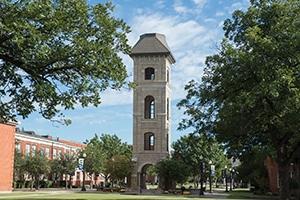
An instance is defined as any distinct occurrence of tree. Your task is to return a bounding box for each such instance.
[84,134,132,186]
[106,155,133,187]
[13,151,26,188]
[236,147,271,193]
[24,152,50,190]
[50,154,78,189]
[178,1,300,199]
[155,158,190,191]
[0,0,131,123]
[172,134,229,188]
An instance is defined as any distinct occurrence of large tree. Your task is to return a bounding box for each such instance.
[0,0,130,123]
[178,0,300,199]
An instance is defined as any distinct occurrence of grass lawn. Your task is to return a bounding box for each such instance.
[0,192,213,200]
[0,190,276,200]
[227,191,277,199]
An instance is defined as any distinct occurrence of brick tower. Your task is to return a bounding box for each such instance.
[129,33,175,191]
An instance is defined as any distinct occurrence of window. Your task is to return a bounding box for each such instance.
[145,67,155,80]
[167,98,169,120]
[45,148,50,158]
[167,70,169,82]
[167,134,169,152]
[53,149,57,159]
[58,150,62,159]
[25,144,30,156]
[40,147,45,156]
[31,145,36,156]
[76,172,80,180]
[145,96,155,119]
[144,132,155,150]
[15,143,21,153]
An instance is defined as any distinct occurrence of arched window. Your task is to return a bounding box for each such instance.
[144,132,155,150]
[145,96,155,119]
[145,67,155,80]
[167,70,169,82]
[167,98,169,120]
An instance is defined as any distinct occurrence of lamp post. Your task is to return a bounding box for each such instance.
[209,160,212,193]
[225,165,228,192]
[199,155,204,195]
[81,153,87,192]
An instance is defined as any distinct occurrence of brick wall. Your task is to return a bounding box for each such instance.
[0,123,16,192]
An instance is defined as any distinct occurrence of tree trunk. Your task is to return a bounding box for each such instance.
[277,147,291,200]
[278,162,290,200]
[30,175,33,190]
[69,175,72,189]
[65,175,68,190]
[35,175,39,190]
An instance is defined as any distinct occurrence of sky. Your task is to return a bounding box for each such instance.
[18,0,250,145]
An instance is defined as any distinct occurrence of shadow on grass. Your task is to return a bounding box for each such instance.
[227,191,278,199]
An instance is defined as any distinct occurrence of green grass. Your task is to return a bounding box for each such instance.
[0,190,277,200]
[227,191,277,199]
[0,192,212,200]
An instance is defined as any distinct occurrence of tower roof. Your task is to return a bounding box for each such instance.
[130,33,175,63]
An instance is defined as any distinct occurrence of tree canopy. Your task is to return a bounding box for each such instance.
[156,158,191,191]
[0,0,131,123]
[178,0,300,199]
[83,133,132,184]
[172,134,229,187]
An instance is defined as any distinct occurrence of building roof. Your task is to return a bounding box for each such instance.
[16,128,84,148]
[130,33,175,63]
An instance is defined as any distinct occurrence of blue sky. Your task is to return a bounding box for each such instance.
[18,0,249,144]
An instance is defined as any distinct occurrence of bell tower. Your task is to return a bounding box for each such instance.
[130,33,175,191]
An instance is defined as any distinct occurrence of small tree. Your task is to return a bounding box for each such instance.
[24,152,50,190]
[13,151,26,188]
[105,155,133,187]
[156,158,190,191]
[84,133,132,186]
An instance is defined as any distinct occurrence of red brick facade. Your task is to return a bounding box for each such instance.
[15,130,104,187]
[0,123,16,192]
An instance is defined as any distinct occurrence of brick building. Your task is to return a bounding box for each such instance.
[0,122,17,192]
[15,129,104,188]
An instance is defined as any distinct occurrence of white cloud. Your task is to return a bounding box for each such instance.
[128,12,217,100]
[225,0,250,14]
[216,11,225,17]
[99,6,220,106]
[192,0,207,9]
[173,0,191,14]
[100,88,133,106]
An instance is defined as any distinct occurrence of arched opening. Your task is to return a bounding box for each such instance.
[144,96,155,119]
[140,164,158,190]
[145,67,155,80]
[144,132,155,150]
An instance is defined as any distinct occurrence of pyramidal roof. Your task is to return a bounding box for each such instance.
[130,33,175,63]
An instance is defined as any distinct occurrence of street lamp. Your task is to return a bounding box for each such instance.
[81,153,87,192]
[209,160,212,193]
[224,165,228,192]
[199,155,204,195]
